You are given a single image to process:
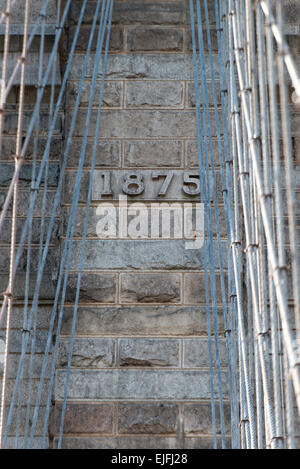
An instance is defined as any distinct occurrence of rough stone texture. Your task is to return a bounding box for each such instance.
[69,54,218,80]
[65,272,117,303]
[120,273,181,303]
[183,402,231,435]
[126,27,184,52]
[69,240,227,271]
[124,140,183,167]
[184,272,228,304]
[183,338,228,368]
[125,81,184,108]
[55,369,229,400]
[57,338,115,368]
[118,403,179,434]
[70,1,188,26]
[55,436,225,449]
[61,305,225,337]
[0,163,59,187]
[68,109,198,138]
[68,25,124,52]
[0,53,61,86]
[119,339,180,367]
[66,140,121,168]
[66,81,123,108]
[50,403,113,435]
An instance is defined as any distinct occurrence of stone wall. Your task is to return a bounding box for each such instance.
[1,0,300,449]
[50,0,230,449]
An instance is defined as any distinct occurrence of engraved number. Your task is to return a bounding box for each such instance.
[151,171,174,196]
[122,172,145,195]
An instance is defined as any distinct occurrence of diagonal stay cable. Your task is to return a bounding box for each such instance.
[56,0,114,448]
[1,0,91,446]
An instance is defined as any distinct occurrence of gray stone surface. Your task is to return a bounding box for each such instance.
[183,338,228,368]
[0,330,48,354]
[69,54,218,80]
[65,272,116,303]
[66,81,122,108]
[70,1,188,26]
[61,305,225,337]
[69,240,227,271]
[0,189,59,217]
[0,246,58,273]
[118,403,179,434]
[0,163,59,187]
[68,109,198,138]
[55,435,222,449]
[2,111,61,134]
[125,81,184,108]
[120,273,181,303]
[124,140,183,167]
[55,369,229,399]
[126,27,183,52]
[49,402,114,435]
[0,217,59,244]
[57,338,115,368]
[0,273,56,300]
[0,0,56,24]
[66,140,121,168]
[0,53,61,85]
[186,80,221,107]
[184,272,228,304]
[183,402,231,435]
[67,25,124,52]
[0,136,62,161]
[119,339,180,367]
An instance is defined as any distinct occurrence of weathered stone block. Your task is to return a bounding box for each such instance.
[0,330,48,354]
[125,81,184,108]
[69,240,227,271]
[66,140,120,168]
[66,81,122,108]
[0,53,61,86]
[118,403,179,434]
[0,273,56,300]
[186,27,218,53]
[183,402,231,435]
[2,111,61,134]
[0,353,52,379]
[184,272,228,304]
[126,27,184,52]
[124,140,183,167]
[49,402,113,435]
[0,379,50,407]
[68,109,198,138]
[183,338,228,368]
[186,80,221,107]
[55,435,222,449]
[70,1,187,26]
[69,54,218,80]
[55,369,229,400]
[0,163,59,187]
[68,25,124,52]
[61,305,225,337]
[0,217,60,245]
[0,189,59,217]
[65,272,116,303]
[186,139,221,167]
[0,0,56,24]
[0,246,58,273]
[57,338,115,368]
[118,338,180,367]
[120,273,181,303]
